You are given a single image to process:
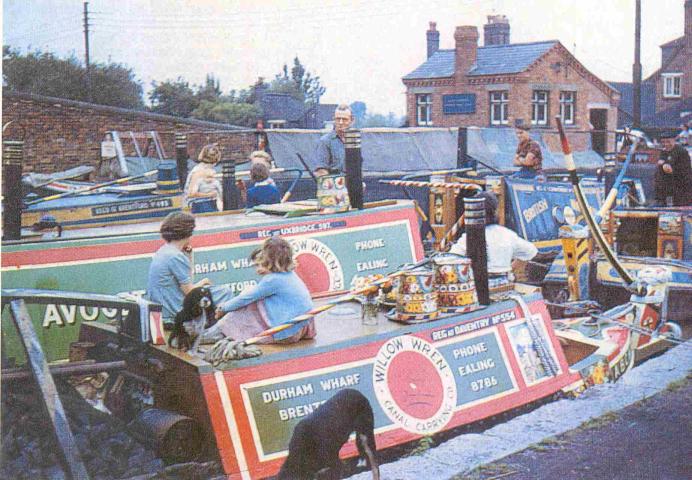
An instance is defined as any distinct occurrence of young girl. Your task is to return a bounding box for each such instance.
[210,237,315,343]
[183,143,223,212]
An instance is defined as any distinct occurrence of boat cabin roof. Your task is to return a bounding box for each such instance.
[161,286,541,373]
[13,199,405,244]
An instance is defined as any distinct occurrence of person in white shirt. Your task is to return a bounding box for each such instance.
[450,191,537,278]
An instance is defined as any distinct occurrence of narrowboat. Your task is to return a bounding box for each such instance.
[2,200,423,362]
[1,257,676,480]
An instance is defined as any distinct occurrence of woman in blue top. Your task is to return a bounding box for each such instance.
[147,212,211,327]
[211,237,315,343]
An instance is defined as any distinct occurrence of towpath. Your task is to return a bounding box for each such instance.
[347,340,691,480]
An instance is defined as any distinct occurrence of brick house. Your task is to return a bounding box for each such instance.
[642,0,692,127]
[402,16,619,152]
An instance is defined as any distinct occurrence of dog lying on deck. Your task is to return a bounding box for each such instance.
[278,388,379,480]
[168,286,215,355]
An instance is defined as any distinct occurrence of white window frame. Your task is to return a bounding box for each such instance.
[662,73,682,98]
[531,90,549,126]
[416,94,433,126]
[489,91,509,125]
[559,91,575,125]
[268,119,286,129]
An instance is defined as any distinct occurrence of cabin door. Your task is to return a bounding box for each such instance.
[589,109,608,154]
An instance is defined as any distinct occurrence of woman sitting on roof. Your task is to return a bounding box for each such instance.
[207,236,316,344]
[183,143,223,213]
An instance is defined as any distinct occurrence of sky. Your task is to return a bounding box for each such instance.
[2,0,687,116]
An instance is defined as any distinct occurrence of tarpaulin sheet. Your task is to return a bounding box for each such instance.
[266,129,459,173]
[267,127,604,176]
[466,127,603,173]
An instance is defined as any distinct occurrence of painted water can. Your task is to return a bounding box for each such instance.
[392,268,438,323]
[156,161,180,193]
[433,253,480,313]
[317,174,350,213]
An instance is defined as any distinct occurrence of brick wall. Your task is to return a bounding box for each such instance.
[2,91,259,174]
[652,44,691,115]
[404,42,618,151]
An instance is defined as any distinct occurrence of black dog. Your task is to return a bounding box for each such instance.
[168,286,215,354]
[278,388,379,480]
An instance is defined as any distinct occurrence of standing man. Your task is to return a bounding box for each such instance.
[513,124,544,179]
[313,104,353,176]
[654,131,692,206]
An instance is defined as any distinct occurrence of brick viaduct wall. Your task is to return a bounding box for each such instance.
[2,91,259,174]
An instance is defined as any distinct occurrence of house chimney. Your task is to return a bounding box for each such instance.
[484,14,510,46]
[427,22,440,58]
[455,26,479,78]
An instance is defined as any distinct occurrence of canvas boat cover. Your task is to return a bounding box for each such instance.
[22,166,94,188]
[266,127,604,175]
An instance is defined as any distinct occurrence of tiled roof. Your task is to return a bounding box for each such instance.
[403,49,456,80]
[403,41,558,80]
[660,36,684,48]
[608,81,657,119]
[260,93,305,122]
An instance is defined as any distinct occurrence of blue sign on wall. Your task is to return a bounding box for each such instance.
[443,94,476,114]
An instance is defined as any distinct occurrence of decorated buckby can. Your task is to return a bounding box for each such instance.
[432,253,480,313]
[317,174,350,213]
[392,268,438,323]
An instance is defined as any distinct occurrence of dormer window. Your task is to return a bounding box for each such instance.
[662,73,682,98]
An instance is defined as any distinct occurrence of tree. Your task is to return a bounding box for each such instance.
[268,57,325,104]
[191,100,262,127]
[361,112,405,127]
[2,46,144,109]
[149,78,199,117]
[197,74,222,103]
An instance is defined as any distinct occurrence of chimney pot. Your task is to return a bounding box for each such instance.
[427,21,441,58]
[484,14,510,46]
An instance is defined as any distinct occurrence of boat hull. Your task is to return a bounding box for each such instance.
[2,202,424,361]
[196,296,578,479]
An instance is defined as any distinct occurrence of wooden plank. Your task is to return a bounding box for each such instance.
[9,299,91,480]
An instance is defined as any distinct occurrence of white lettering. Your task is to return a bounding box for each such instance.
[355,239,386,251]
[356,259,389,272]
[261,384,314,403]
[522,199,548,223]
[43,304,64,328]
[452,342,488,359]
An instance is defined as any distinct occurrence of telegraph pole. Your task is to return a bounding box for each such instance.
[633,0,642,128]
[83,2,92,101]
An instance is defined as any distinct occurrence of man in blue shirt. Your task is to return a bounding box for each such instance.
[313,104,353,176]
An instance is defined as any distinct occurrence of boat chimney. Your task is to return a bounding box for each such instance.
[175,133,188,190]
[221,155,239,211]
[344,129,364,209]
[464,196,490,305]
[3,140,24,240]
